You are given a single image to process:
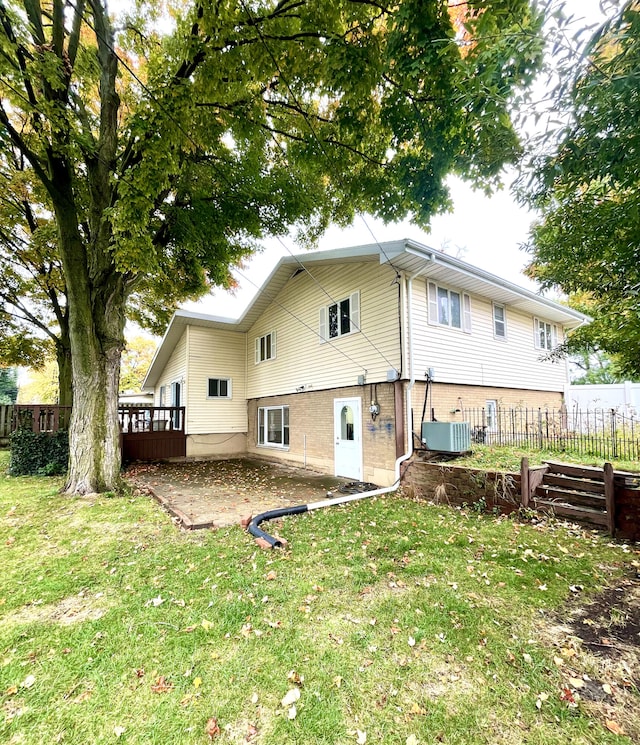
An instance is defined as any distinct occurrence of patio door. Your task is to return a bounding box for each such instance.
[171,381,182,430]
[333,397,362,481]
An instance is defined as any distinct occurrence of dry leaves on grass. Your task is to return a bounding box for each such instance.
[150,676,174,694]
[205,716,221,739]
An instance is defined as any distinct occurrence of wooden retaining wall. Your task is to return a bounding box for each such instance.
[403,456,640,542]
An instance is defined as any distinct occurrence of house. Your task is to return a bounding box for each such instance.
[143,239,589,486]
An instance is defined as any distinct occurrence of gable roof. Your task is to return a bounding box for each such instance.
[143,239,589,389]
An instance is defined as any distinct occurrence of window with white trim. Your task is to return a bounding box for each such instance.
[255,331,276,363]
[534,318,558,351]
[258,405,289,447]
[485,400,498,431]
[427,282,471,332]
[207,378,231,398]
[159,385,166,406]
[319,291,360,343]
[493,303,506,339]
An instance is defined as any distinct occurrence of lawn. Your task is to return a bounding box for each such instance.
[1,450,638,744]
[449,444,640,474]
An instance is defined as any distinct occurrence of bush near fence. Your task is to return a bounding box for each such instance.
[9,429,69,476]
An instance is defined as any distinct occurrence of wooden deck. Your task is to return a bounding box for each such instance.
[119,406,186,462]
[4,404,186,462]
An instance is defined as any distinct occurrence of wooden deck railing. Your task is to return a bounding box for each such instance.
[6,405,185,435]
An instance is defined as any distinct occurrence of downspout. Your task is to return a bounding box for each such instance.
[248,272,420,549]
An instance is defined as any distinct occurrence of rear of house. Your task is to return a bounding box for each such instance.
[144,240,589,485]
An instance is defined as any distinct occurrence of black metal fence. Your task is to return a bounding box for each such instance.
[463,406,640,462]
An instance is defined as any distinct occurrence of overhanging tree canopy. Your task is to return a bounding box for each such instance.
[0,0,544,493]
[524,1,640,378]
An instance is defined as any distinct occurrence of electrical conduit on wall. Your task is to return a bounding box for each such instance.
[247,273,419,548]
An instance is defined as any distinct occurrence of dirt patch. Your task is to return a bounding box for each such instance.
[3,593,110,627]
[125,458,351,530]
[541,568,640,740]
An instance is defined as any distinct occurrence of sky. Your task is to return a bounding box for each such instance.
[179,0,614,320]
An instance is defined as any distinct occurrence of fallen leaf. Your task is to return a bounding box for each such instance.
[333,676,343,688]
[21,674,35,689]
[569,677,584,689]
[560,688,575,703]
[205,717,221,739]
[408,636,416,647]
[265,571,277,581]
[5,685,18,696]
[288,704,297,720]
[406,736,419,745]
[193,677,202,688]
[605,720,625,736]
[287,670,304,685]
[356,730,367,744]
[201,619,213,631]
[281,687,301,707]
[113,725,126,738]
[151,676,174,694]
[602,683,613,695]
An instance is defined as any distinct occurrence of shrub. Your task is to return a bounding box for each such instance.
[9,429,69,476]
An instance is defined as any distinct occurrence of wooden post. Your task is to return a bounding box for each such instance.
[520,457,530,508]
[604,462,615,537]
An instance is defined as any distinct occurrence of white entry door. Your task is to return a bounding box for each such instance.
[334,397,363,481]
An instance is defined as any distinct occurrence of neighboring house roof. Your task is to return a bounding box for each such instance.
[143,238,590,390]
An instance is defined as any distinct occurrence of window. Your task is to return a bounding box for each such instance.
[258,406,289,447]
[255,331,276,363]
[207,378,231,398]
[493,303,506,339]
[319,291,360,343]
[534,318,558,351]
[159,385,166,406]
[427,282,471,332]
[485,400,498,431]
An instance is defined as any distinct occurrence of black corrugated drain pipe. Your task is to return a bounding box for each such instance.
[247,481,400,548]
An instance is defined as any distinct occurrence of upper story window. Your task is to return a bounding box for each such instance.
[427,282,471,332]
[207,378,231,399]
[255,331,276,364]
[319,291,360,343]
[493,303,507,339]
[534,318,558,351]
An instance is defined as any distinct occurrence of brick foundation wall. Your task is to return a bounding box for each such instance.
[411,382,564,424]
[247,384,400,485]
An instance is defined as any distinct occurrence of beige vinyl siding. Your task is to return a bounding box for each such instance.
[411,278,567,392]
[247,261,400,399]
[186,326,247,434]
[155,330,187,404]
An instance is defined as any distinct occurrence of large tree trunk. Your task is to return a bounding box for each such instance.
[55,189,127,495]
[55,334,73,409]
[64,321,124,495]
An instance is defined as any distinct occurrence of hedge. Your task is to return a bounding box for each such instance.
[9,429,69,476]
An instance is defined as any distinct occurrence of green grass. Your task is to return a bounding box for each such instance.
[450,444,640,473]
[0,449,637,744]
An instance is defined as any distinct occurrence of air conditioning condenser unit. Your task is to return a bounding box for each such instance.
[421,422,471,453]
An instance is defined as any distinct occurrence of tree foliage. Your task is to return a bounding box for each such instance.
[524,1,640,378]
[0,0,544,493]
[0,366,18,403]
